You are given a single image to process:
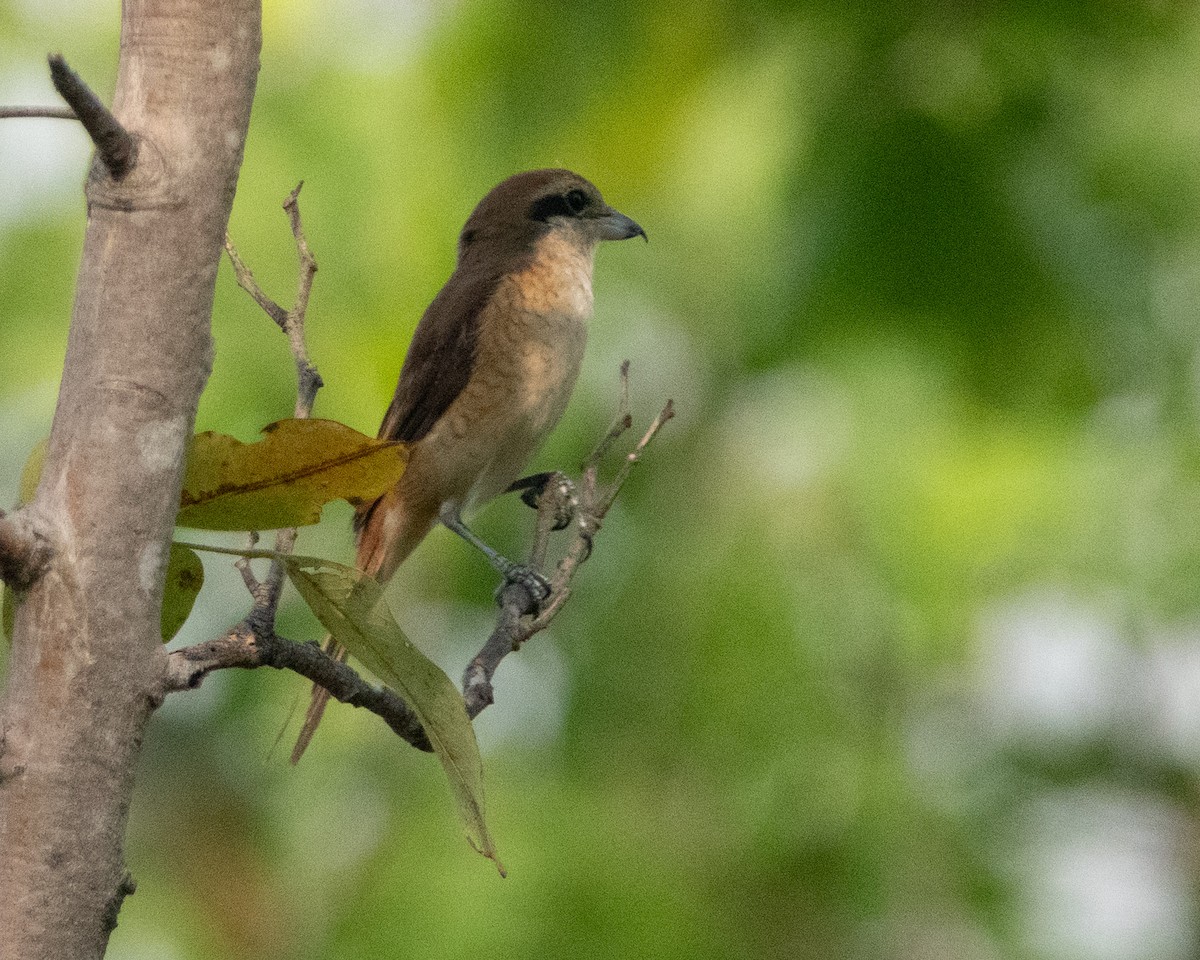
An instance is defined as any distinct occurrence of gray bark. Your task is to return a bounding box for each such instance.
[0,2,261,957]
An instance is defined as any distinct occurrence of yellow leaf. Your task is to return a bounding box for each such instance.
[177,419,407,531]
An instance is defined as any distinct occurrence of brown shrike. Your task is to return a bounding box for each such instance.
[292,169,645,761]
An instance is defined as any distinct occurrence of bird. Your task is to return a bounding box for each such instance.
[291,169,646,762]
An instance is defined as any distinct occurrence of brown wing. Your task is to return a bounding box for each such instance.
[353,266,502,536]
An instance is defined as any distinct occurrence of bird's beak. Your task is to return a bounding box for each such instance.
[595,207,648,242]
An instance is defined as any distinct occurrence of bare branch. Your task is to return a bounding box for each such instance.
[462,364,674,718]
[221,186,323,627]
[47,53,136,179]
[281,183,323,417]
[588,358,634,468]
[235,532,264,599]
[165,620,432,752]
[597,397,675,516]
[283,184,318,326]
[0,106,77,120]
[463,483,569,718]
[223,237,289,328]
[0,509,52,591]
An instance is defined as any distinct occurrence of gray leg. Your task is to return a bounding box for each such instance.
[438,503,551,601]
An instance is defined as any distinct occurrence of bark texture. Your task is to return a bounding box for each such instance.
[0,2,261,957]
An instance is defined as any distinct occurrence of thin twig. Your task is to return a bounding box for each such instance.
[284,184,318,329]
[47,54,136,179]
[223,238,288,328]
[282,183,323,416]
[0,106,77,120]
[598,398,675,516]
[235,531,263,599]
[220,184,323,626]
[462,363,674,718]
[587,359,634,468]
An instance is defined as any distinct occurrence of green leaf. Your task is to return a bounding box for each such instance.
[176,419,408,531]
[160,543,204,642]
[282,555,504,875]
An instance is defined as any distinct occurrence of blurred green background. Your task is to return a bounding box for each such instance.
[5,0,1200,957]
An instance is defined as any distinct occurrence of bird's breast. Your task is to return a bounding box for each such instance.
[489,230,595,419]
[447,233,595,508]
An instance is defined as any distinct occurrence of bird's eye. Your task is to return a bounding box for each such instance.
[565,188,588,214]
[529,190,590,222]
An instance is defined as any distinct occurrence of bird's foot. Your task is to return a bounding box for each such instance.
[493,559,552,606]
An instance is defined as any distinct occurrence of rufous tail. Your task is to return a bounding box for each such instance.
[288,489,437,764]
[289,636,347,764]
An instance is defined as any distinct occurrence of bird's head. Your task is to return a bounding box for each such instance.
[457,169,646,263]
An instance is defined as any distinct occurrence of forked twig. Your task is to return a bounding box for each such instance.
[165,190,430,753]
[463,363,674,718]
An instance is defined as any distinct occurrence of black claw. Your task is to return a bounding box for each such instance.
[509,471,576,529]
[509,472,555,504]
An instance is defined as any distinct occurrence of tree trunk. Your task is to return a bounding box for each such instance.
[0,2,261,956]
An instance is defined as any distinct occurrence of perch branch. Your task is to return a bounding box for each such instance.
[462,363,674,718]
[165,619,431,751]
[47,53,136,179]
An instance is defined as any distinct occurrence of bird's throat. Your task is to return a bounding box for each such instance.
[512,229,596,323]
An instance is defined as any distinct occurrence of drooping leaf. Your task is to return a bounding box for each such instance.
[176,419,407,531]
[282,554,504,874]
[160,543,204,642]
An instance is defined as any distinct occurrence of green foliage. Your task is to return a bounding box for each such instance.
[177,419,407,531]
[5,0,1200,957]
[160,543,204,643]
